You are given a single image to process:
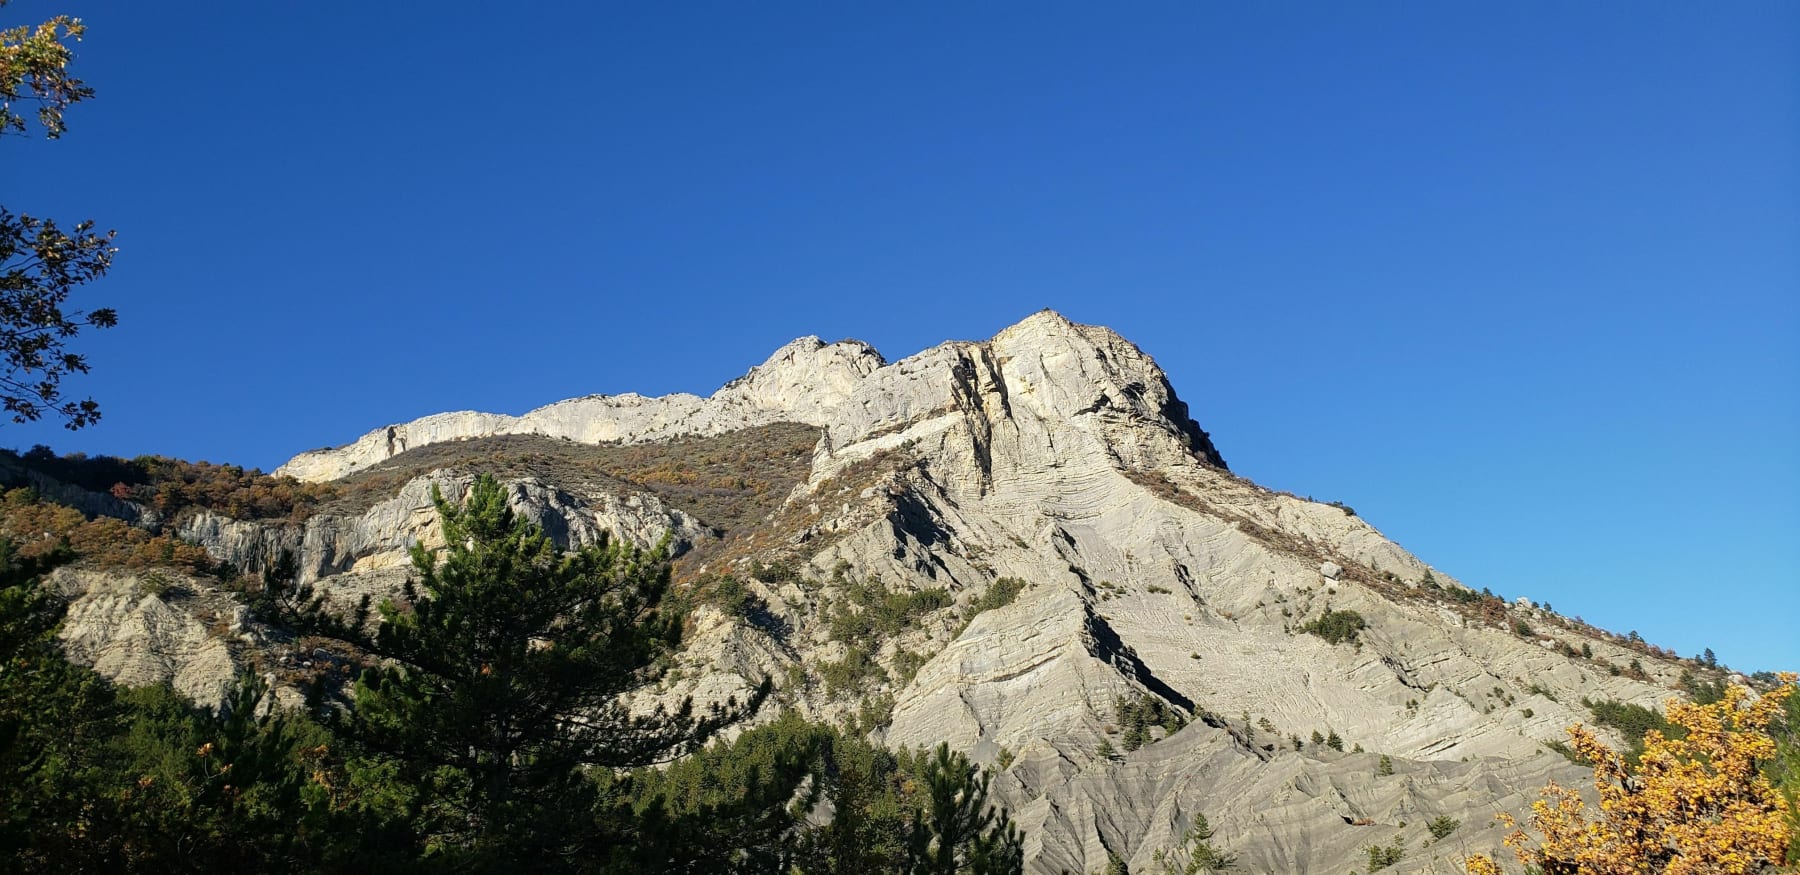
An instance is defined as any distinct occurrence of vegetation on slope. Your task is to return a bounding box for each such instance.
[329,422,820,534]
[1301,608,1367,646]
[2,445,335,522]
[1467,678,1798,874]
[0,472,1023,873]
[1582,697,1678,761]
[0,485,215,574]
[1130,468,1744,707]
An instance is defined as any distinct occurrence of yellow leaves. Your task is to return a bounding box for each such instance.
[1,9,94,138]
[1467,678,1796,874]
[1462,853,1503,875]
[195,741,214,758]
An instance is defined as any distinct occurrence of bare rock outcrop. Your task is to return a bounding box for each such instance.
[54,569,240,706]
[178,472,712,584]
[55,311,1699,874]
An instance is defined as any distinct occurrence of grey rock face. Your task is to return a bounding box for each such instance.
[54,569,240,706]
[60,311,1696,874]
[176,472,712,585]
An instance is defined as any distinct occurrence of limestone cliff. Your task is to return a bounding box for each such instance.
[54,311,1704,874]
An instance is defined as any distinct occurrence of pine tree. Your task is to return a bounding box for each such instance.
[1,538,324,870]
[110,675,325,870]
[0,537,122,867]
[798,731,913,872]
[1154,811,1236,873]
[613,710,832,872]
[314,475,762,867]
[900,743,1023,875]
[1123,722,1148,752]
[1326,730,1344,751]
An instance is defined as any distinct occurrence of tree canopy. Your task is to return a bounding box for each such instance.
[1,470,1026,872]
[0,1,117,428]
[1467,677,1798,875]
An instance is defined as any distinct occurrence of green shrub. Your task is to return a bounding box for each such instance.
[827,575,951,643]
[1680,669,1725,705]
[1366,840,1404,871]
[963,577,1025,620]
[1426,815,1460,840]
[1544,738,1588,764]
[136,570,175,599]
[819,646,886,696]
[1583,697,1678,760]
[1444,585,1483,604]
[1122,723,1148,752]
[702,575,754,617]
[1115,693,1185,751]
[892,649,928,685]
[750,560,800,584]
[1300,608,1367,645]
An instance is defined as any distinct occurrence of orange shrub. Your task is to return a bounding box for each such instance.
[1468,676,1796,874]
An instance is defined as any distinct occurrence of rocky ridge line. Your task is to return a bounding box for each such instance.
[275,336,883,482]
[46,310,1711,874]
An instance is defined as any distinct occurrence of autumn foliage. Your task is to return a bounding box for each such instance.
[1468,676,1797,874]
[0,487,213,573]
[4,446,335,522]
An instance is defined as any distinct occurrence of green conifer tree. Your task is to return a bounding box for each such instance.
[1153,811,1236,873]
[905,743,1024,875]
[0,537,122,867]
[318,475,761,867]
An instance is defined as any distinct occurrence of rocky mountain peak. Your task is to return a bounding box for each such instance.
[810,311,1226,489]
[55,310,1712,874]
[276,312,1223,482]
[712,335,885,420]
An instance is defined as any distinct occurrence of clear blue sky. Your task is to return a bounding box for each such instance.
[7,2,1796,670]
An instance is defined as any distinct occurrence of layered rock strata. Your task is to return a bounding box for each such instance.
[52,311,1692,874]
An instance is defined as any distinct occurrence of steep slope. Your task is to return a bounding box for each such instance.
[41,311,1710,874]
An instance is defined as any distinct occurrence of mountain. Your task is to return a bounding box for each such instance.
[33,311,1714,873]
